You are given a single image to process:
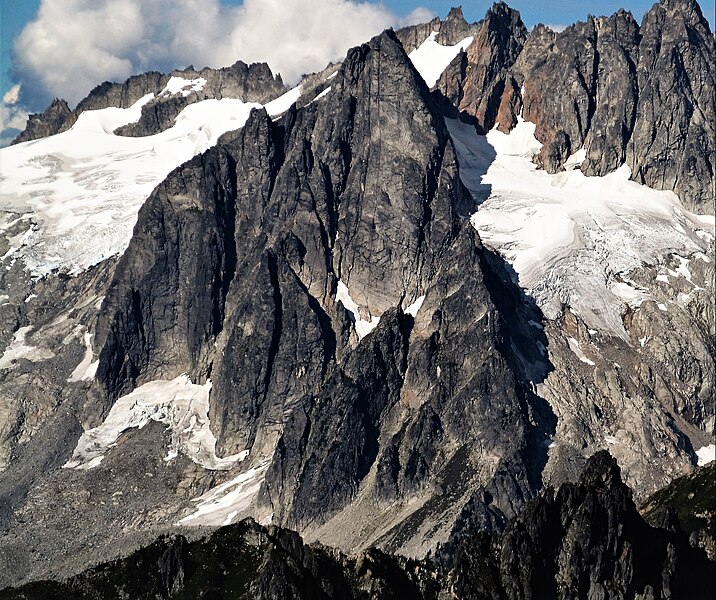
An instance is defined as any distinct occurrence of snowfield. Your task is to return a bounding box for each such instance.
[408,32,473,88]
[696,444,715,466]
[178,458,271,526]
[0,86,301,276]
[445,117,714,338]
[64,375,247,471]
[407,30,713,339]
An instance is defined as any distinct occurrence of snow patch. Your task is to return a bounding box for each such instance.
[64,375,246,470]
[68,331,99,382]
[694,252,710,263]
[563,148,586,170]
[312,87,332,103]
[335,279,381,339]
[567,337,595,366]
[408,32,474,88]
[673,255,692,281]
[404,294,426,317]
[610,281,651,308]
[73,93,155,134]
[178,458,270,526]
[160,76,207,97]
[676,292,692,305]
[696,444,715,466]
[0,326,55,368]
[265,86,302,118]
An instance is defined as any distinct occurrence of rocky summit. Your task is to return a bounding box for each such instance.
[0,1,713,597]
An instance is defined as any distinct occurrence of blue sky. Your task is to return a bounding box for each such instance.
[1,0,714,141]
[385,0,715,26]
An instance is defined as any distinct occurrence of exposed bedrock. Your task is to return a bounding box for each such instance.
[91,29,554,555]
[431,0,714,213]
[12,61,286,143]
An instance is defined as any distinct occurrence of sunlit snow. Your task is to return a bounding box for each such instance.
[408,32,474,88]
[311,86,332,103]
[563,148,586,171]
[0,326,55,368]
[265,85,302,116]
[696,444,715,466]
[178,458,270,526]
[64,375,246,470]
[160,76,207,97]
[335,279,381,339]
[446,116,715,338]
[0,86,301,276]
[567,337,596,366]
[67,331,99,382]
[404,294,426,317]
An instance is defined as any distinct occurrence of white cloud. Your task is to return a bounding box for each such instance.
[399,7,436,28]
[0,99,29,147]
[1,83,29,138]
[14,0,433,107]
[3,85,21,105]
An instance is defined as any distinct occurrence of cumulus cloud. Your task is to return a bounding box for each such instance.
[3,85,22,105]
[399,7,436,28]
[13,0,435,108]
[0,84,29,146]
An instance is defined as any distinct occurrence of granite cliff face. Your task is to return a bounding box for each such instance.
[92,30,541,557]
[0,0,714,592]
[515,0,715,212]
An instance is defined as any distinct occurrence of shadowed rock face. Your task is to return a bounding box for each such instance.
[0,0,714,590]
[641,462,716,560]
[581,10,640,177]
[3,453,712,600]
[10,99,72,145]
[92,29,546,556]
[449,452,715,600]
